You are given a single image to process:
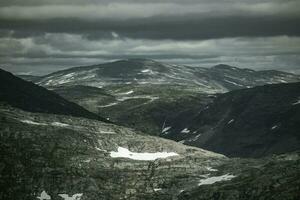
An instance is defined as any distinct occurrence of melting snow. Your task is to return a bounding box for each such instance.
[191,134,201,141]
[224,79,244,87]
[58,193,83,200]
[98,102,119,108]
[292,99,300,105]
[110,147,178,161]
[271,125,278,130]
[124,90,134,95]
[198,174,236,186]
[119,90,134,95]
[37,191,51,200]
[95,147,107,152]
[206,167,218,172]
[181,128,190,134]
[154,188,162,192]
[141,69,155,74]
[117,95,159,102]
[227,119,235,124]
[21,120,47,126]
[162,126,171,133]
[51,122,69,127]
[20,120,70,127]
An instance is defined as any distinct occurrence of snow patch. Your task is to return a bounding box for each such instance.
[100,130,116,134]
[292,99,300,105]
[95,147,107,152]
[224,79,244,87]
[271,125,279,130]
[119,90,134,95]
[154,188,162,192]
[51,122,69,127]
[124,90,134,95]
[193,134,201,141]
[98,102,119,108]
[117,95,159,102]
[58,193,83,200]
[141,69,155,74]
[37,191,51,200]
[110,147,178,161]
[206,167,218,172]
[162,126,171,133]
[227,119,235,124]
[198,174,236,186]
[83,159,91,163]
[21,120,47,126]
[181,128,190,134]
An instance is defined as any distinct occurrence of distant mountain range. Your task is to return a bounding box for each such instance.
[34,59,300,93]
[16,59,300,158]
[1,66,300,200]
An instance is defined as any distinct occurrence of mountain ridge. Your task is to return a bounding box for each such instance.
[163,81,300,157]
[0,68,108,122]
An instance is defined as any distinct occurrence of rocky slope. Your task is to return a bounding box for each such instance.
[0,105,228,200]
[52,84,213,136]
[1,106,299,200]
[164,82,300,158]
[1,67,300,199]
[179,153,300,200]
[27,59,300,136]
[0,69,105,121]
[36,59,300,93]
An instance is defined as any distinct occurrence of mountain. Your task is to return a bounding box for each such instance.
[17,74,41,82]
[0,104,225,200]
[36,59,300,93]
[1,63,300,199]
[1,106,300,200]
[52,84,213,136]
[1,99,300,200]
[178,152,300,200]
[163,82,300,158]
[25,59,300,137]
[0,69,105,121]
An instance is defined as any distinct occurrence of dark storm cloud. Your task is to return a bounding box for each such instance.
[0,0,300,40]
[0,0,299,74]
[0,15,299,40]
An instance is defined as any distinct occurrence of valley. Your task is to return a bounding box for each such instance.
[1,59,300,200]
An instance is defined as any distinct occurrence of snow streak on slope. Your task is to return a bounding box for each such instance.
[110,147,179,160]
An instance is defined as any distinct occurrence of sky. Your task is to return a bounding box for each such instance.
[0,0,300,75]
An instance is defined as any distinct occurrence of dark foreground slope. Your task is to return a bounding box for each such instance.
[0,69,105,121]
[1,105,299,200]
[0,106,227,200]
[179,153,300,200]
[1,66,300,199]
[165,82,300,158]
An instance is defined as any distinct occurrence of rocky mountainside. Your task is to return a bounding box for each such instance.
[1,106,299,200]
[0,69,106,121]
[178,153,300,200]
[52,84,213,136]
[26,59,300,137]
[163,82,300,158]
[1,66,300,199]
[0,106,226,200]
[36,59,300,93]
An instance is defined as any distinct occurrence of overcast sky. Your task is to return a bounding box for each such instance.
[0,0,300,75]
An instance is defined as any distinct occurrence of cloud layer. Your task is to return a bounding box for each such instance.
[0,0,299,74]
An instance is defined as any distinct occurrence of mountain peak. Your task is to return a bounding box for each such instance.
[124,58,155,62]
[0,68,106,121]
[212,64,238,70]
